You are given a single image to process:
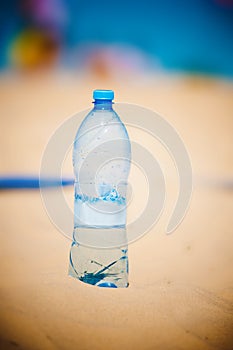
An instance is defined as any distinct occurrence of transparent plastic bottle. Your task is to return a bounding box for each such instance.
[69,89,131,288]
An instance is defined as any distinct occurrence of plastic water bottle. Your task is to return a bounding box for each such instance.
[69,90,131,288]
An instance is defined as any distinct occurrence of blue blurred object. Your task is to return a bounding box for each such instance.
[0,176,74,189]
[0,0,233,77]
[68,0,233,78]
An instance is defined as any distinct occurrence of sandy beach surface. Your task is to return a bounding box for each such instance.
[0,73,233,349]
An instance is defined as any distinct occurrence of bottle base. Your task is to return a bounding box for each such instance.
[69,267,129,288]
[68,238,129,288]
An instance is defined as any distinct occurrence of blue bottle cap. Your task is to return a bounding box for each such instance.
[93,89,114,100]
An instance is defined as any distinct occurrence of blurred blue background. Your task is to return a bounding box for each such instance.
[0,0,233,78]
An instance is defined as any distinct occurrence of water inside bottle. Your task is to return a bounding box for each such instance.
[74,184,127,228]
[69,232,128,288]
[69,186,129,288]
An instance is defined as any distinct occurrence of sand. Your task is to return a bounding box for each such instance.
[0,72,233,349]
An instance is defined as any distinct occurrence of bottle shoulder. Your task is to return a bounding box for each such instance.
[75,108,129,139]
[80,108,120,127]
[73,107,131,177]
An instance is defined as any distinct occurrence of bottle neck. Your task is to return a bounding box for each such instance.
[93,99,113,110]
